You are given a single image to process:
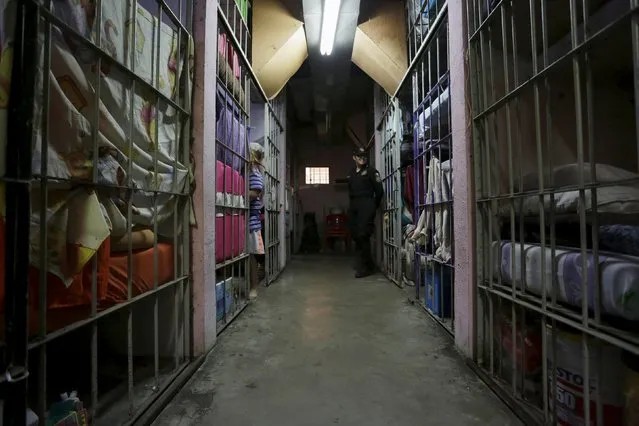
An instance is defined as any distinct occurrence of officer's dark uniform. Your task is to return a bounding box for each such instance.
[348,150,384,277]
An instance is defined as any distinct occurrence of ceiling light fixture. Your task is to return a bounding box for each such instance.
[320,0,341,56]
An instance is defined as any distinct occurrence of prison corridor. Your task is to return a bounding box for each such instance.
[153,256,521,426]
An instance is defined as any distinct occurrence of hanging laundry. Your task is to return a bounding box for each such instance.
[410,157,452,263]
[404,158,426,213]
[404,164,415,211]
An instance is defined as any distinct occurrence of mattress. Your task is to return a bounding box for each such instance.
[216,160,246,207]
[105,243,175,305]
[16,0,192,283]
[216,86,247,171]
[0,219,111,337]
[215,214,246,262]
[493,240,639,321]
[599,224,639,257]
[498,163,639,223]
[414,87,449,142]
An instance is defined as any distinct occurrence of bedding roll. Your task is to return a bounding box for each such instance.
[525,245,571,298]
[110,229,155,252]
[555,251,639,321]
[493,241,529,289]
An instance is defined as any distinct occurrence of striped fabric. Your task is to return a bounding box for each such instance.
[249,167,264,232]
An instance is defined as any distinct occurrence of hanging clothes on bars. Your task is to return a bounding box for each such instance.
[404,158,426,213]
[410,156,452,263]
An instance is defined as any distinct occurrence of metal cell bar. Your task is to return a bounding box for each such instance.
[24,174,190,197]
[157,0,189,34]
[393,100,402,283]
[633,0,639,174]
[181,0,193,361]
[378,94,401,285]
[476,175,639,203]
[263,104,270,285]
[215,10,259,317]
[37,0,53,419]
[217,5,282,130]
[479,282,639,356]
[15,2,194,410]
[126,0,138,411]
[566,2,591,421]
[3,1,39,424]
[22,282,191,349]
[580,1,603,423]
[468,0,503,43]
[174,0,184,371]
[214,17,255,322]
[265,104,282,284]
[473,6,638,122]
[466,0,639,422]
[28,1,188,115]
[410,14,453,330]
[90,0,104,415]
[536,0,552,419]
[371,2,449,137]
[153,0,163,391]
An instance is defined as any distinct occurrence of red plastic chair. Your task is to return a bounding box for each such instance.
[325,213,350,251]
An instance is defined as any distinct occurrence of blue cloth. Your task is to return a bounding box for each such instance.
[249,167,264,232]
[599,225,639,257]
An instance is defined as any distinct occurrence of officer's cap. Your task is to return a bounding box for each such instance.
[353,147,368,157]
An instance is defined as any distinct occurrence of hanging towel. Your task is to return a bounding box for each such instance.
[410,157,453,262]
[405,159,426,212]
[404,165,415,212]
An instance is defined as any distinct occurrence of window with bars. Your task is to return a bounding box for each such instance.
[305,167,330,185]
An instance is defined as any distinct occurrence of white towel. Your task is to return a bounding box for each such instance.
[410,156,452,263]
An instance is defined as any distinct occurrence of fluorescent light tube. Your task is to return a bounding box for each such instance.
[320,0,341,56]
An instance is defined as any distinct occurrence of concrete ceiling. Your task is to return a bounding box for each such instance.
[289,63,373,126]
[301,0,361,141]
[250,0,408,145]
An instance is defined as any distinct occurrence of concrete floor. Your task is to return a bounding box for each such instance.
[154,256,522,426]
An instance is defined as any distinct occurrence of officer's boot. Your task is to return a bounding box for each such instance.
[355,236,373,278]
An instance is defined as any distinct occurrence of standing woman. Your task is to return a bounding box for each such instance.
[248,142,265,299]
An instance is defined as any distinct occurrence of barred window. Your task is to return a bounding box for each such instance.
[305,167,330,185]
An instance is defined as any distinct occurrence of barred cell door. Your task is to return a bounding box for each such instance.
[3,0,197,423]
[380,98,403,285]
[264,94,285,284]
[285,136,293,262]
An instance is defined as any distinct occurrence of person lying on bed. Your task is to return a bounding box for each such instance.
[248,142,265,299]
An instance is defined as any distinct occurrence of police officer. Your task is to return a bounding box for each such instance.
[348,147,384,278]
